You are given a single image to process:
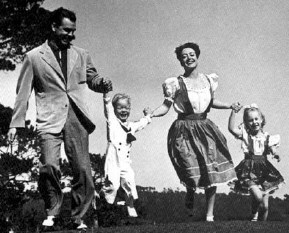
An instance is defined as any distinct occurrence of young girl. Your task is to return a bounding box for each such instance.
[228,104,284,221]
[101,92,151,217]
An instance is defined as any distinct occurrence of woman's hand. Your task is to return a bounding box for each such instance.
[149,100,172,118]
[143,107,152,116]
[273,154,281,162]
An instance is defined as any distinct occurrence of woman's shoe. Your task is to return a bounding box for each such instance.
[251,213,258,222]
[186,208,194,217]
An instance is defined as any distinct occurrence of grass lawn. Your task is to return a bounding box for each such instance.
[93,221,289,233]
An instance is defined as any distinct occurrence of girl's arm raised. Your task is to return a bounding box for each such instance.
[228,109,242,138]
[151,99,172,118]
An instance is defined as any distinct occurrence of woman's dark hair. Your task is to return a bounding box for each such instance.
[50,7,76,26]
[175,42,201,62]
[243,107,266,131]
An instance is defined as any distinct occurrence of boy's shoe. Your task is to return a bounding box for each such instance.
[127,206,138,217]
[116,201,126,206]
[41,216,61,232]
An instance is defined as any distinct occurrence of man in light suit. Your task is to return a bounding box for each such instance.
[7,7,112,231]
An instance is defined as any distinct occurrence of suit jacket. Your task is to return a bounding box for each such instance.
[10,40,105,134]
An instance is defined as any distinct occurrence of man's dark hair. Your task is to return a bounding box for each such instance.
[50,7,76,26]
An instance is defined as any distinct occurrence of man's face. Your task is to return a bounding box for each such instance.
[52,17,76,49]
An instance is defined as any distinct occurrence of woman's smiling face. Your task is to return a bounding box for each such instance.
[180,48,198,70]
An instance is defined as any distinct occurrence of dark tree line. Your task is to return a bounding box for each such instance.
[0,0,50,71]
[0,103,107,232]
[0,104,40,232]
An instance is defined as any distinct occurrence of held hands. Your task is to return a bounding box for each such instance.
[143,107,152,117]
[102,78,113,93]
[231,102,242,113]
[273,154,281,162]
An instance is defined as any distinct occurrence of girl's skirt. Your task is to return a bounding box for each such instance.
[229,154,284,195]
[167,115,236,189]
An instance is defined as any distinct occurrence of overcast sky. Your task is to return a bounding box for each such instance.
[1,0,289,197]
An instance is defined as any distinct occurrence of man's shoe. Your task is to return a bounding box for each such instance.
[42,216,55,227]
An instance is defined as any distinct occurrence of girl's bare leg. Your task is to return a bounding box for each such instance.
[249,185,263,221]
[251,197,259,221]
[259,193,269,221]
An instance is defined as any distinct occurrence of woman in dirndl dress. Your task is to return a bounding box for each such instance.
[150,42,242,221]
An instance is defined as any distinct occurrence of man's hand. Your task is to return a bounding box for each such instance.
[7,128,17,143]
[102,78,113,93]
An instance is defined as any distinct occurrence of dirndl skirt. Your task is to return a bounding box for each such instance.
[229,154,284,195]
[167,115,236,189]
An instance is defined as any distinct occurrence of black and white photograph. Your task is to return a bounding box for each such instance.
[0,0,289,232]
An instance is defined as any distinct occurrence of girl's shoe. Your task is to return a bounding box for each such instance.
[76,220,88,230]
[127,206,138,217]
[68,219,88,230]
[206,215,214,222]
[186,208,194,217]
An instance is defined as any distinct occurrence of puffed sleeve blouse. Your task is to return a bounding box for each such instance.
[238,124,281,156]
[162,73,218,114]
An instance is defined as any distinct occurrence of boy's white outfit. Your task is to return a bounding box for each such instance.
[102,96,151,204]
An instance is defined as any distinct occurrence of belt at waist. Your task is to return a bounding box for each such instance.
[178,113,207,120]
[244,153,266,160]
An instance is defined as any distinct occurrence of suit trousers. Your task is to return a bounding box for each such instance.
[38,101,94,221]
